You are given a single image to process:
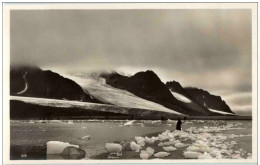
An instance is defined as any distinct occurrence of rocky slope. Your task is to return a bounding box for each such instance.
[185,87,235,114]
[10,65,101,103]
[166,81,212,115]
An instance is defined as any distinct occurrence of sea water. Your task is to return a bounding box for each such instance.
[10,120,252,159]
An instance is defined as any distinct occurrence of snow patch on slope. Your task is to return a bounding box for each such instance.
[208,108,236,115]
[17,72,28,95]
[170,91,192,103]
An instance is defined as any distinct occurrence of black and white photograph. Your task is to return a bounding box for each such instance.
[3,3,257,163]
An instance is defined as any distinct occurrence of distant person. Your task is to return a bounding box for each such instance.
[176,117,182,131]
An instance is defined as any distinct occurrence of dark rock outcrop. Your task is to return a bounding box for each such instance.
[185,87,234,114]
[166,81,187,95]
[166,81,212,115]
[10,65,101,103]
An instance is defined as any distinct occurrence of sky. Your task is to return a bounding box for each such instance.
[10,9,252,115]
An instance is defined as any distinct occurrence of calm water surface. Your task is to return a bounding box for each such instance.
[10,120,252,159]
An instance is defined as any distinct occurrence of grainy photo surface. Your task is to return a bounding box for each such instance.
[3,3,257,164]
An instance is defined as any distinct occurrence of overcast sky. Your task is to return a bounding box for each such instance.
[10,9,252,115]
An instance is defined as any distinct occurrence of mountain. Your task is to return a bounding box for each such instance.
[55,72,183,116]
[101,71,212,115]
[185,87,235,114]
[10,65,101,103]
[10,65,235,117]
[166,81,212,115]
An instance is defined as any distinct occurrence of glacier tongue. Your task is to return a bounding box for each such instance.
[56,72,184,115]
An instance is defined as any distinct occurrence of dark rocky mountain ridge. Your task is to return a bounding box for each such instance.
[166,81,213,115]
[101,71,217,116]
[10,65,235,116]
[185,87,234,114]
[10,65,101,103]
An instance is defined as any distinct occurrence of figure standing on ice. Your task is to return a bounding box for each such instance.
[176,117,182,131]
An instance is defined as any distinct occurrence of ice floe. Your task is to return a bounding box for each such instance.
[80,135,91,140]
[130,141,142,152]
[140,147,154,159]
[105,143,123,159]
[163,146,177,152]
[183,151,202,159]
[47,141,79,154]
[154,152,170,158]
[140,150,150,159]
[123,120,135,126]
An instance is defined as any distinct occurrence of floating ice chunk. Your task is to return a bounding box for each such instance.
[130,141,142,152]
[140,150,150,159]
[175,142,186,148]
[231,154,243,159]
[174,140,180,143]
[47,141,79,154]
[210,150,223,159]
[198,152,214,159]
[158,134,169,141]
[144,136,155,144]
[151,120,161,124]
[167,133,175,139]
[151,136,159,142]
[200,146,211,153]
[194,140,208,148]
[80,135,90,140]
[66,121,74,124]
[135,136,145,142]
[186,146,201,152]
[182,138,189,142]
[140,146,155,159]
[183,151,202,159]
[163,141,174,146]
[221,144,228,150]
[158,142,164,147]
[124,120,135,126]
[137,140,145,147]
[179,134,190,139]
[140,123,145,127]
[105,143,123,154]
[163,146,177,152]
[146,147,155,156]
[221,149,232,156]
[154,152,170,158]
